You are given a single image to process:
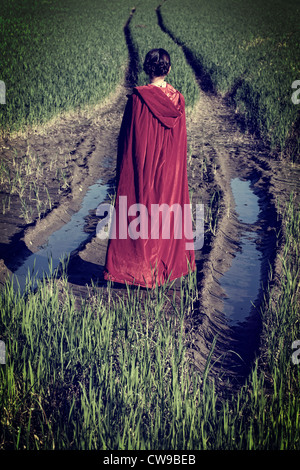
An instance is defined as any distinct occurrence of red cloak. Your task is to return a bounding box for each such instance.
[103,83,196,287]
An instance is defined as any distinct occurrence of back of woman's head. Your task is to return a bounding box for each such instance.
[143,48,171,78]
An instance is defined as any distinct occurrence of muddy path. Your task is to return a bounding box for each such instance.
[1,13,300,386]
[185,89,298,382]
[0,84,126,281]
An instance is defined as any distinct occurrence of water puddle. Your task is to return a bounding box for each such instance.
[10,173,263,321]
[11,179,109,292]
[220,178,262,325]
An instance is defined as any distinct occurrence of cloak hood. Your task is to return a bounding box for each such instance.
[133,85,184,129]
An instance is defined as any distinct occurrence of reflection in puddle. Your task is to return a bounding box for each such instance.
[220,178,262,325]
[11,179,109,292]
[230,178,260,225]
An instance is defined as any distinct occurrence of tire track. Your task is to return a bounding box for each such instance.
[0,82,128,282]
[155,3,299,383]
[1,4,298,387]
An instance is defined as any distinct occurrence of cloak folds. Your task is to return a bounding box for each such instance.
[104,83,196,288]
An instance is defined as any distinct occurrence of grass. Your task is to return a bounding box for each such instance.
[0,0,299,451]
[127,0,199,110]
[0,193,299,449]
[0,261,200,449]
[260,193,300,392]
[1,0,299,159]
[0,0,132,137]
[0,145,71,223]
[159,0,300,161]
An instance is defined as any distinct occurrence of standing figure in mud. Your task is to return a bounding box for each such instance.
[104,48,195,287]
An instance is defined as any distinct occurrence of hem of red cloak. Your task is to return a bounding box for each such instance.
[103,265,196,289]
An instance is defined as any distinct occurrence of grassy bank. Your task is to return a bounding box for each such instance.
[0,0,132,137]
[0,194,299,450]
[160,0,300,161]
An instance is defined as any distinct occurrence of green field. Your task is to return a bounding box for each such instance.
[0,0,131,136]
[127,0,199,108]
[0,196,299,449]
[1,0,299,158]
[159,0,300,158]
[1,0,300,451]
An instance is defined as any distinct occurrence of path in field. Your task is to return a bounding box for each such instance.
[0,7,137,286]
[1,6,299,383]
[56,7,300,380]
[155,6,300,379]
[0,83,128,283]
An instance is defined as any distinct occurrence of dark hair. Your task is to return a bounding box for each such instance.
[143,48,171,78]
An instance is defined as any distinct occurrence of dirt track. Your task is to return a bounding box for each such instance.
[0,62,299,383]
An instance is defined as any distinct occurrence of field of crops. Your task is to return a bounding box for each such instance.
[1,0,299,157]
[160,0,300,158]
[127,0,199,108]
[0,0,300,452]
[0,0,131,136]
[0,197,299,450]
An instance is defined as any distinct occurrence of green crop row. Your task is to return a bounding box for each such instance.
[1,0,299,159]
[0,0,199,137]
[159,0,300,160]
[0,0,133,136]
[0,194,299,449]
[127,0,199,110]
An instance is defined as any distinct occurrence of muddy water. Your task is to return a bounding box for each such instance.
[11,179,109,292]
[12,173,263,321]
[220,178,262,325]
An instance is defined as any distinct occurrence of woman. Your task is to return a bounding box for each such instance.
[104,48,196,287]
